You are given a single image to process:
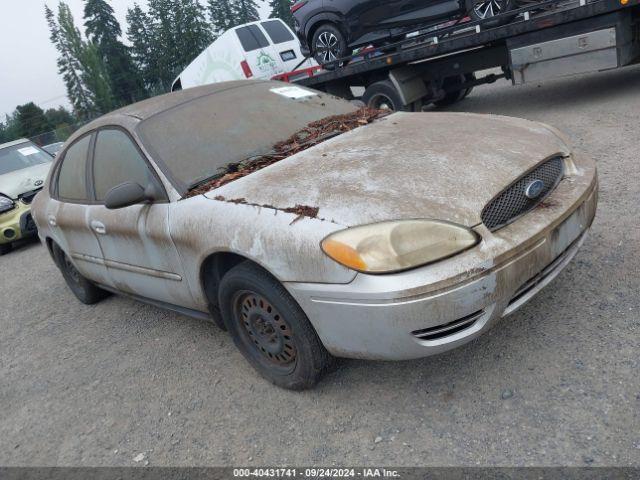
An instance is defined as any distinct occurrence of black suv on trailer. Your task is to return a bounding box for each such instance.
[292,0,515,66]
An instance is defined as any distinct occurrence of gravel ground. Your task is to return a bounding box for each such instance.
[1,65,639,467]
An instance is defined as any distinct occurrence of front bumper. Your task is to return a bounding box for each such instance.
[0,201,38,245]
[287,156,598,360]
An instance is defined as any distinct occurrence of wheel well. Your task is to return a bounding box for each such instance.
[200,252,250,307]
[45,237,60,266]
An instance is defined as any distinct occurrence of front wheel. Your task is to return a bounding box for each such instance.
[466,0,517,27]
[219,262,333,390]
[52,244,109,305]
[312,23,349,69]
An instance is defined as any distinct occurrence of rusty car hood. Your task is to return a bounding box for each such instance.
[205,112,570,227]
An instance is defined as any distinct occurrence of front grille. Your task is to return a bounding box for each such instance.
[481,156,565,231]
[411,310,484,341]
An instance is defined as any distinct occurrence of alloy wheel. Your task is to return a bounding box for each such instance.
[473,0,507,18]
[315,31,340,63]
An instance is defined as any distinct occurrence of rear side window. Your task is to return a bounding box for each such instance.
[57,135,90,201]
[236,25,269,51]
[261,20,294,44]
[92,129,154,201]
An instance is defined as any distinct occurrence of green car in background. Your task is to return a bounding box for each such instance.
[0,139,53,255]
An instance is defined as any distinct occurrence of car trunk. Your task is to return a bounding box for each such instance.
[205,112,570,227]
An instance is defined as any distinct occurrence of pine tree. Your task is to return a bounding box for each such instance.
[128,0,214,92]
[84,0,146,105]
[208,0,236,33]
[148,0,181,90]
[174,0,214,71]
[126,4,159,92]
[80,42,115,114]
[46,2,115,118]
[232,0,260,25]
[46,3,93,118]
[269,0,293,28]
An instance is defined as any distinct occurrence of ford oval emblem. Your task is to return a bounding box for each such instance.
[525,179,545,199]
[35,180,44,187]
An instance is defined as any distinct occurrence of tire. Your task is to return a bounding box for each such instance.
[433,73,475,107]
[0,243,12,256]
[312,23,349,69]
[466,0,517,27]
[52,244,109,305]
[362,80,406,111]
[219,261,333,390]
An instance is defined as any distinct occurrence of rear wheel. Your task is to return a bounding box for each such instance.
[362,80,406,111]
[433,73,476,107]
[219,261,333,390]
[0,243,12,256]
[312,23,349,69]
[466,0,517,27]
[52,244,109,305]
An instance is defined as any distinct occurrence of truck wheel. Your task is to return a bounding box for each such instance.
[466,0,517,27]
[219,261,333,390]
[0,243,12,255]
[362,80,405,111]
[52,244,109,305]
[433,74,474,107]
[312,23,349,69]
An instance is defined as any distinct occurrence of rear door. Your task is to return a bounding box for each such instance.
[47,133,110,284]
[234,24,284,78]
[259,19,315,71]
[85,127,193,307]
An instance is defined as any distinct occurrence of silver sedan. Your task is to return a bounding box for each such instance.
[32,80,598,390]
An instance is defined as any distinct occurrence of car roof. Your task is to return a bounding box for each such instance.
[0,138,31,150]
[67,80,271,143]
[113,80,267,121]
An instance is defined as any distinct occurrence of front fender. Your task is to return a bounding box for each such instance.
[168,196,356,310]
[304,11,346,41]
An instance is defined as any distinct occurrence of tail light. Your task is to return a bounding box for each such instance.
[240,60,253,78]
[291,1,307,13]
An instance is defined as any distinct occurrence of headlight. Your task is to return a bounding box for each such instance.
[321,219,480,274]
[0,195,15,214]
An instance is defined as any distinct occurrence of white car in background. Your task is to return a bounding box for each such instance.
[171,19,316,91]
[0,139,53,254]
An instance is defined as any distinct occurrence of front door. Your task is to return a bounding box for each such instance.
[86,128,193,308]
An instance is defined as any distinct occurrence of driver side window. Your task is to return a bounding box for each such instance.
[92,129,156,201]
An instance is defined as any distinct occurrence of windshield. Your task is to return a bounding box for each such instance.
[136,82,357,191]
[0,142,52,176]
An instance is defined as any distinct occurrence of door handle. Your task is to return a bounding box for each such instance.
[90,220,107,235]
[47,215,57,227]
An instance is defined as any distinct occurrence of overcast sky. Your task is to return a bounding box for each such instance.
[0,0,270,118]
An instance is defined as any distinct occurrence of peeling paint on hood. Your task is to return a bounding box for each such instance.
[204,112,570,227]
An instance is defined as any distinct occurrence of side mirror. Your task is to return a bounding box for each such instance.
[104,182,149,210]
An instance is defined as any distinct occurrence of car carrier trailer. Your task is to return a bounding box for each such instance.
[274,0,640,110]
